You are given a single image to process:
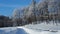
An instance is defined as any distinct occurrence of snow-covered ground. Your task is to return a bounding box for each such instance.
[0,26,60,34]
[0,21,60,34]
[25,21,60,31]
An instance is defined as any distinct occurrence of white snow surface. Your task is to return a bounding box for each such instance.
[25,21,60,30]
[0,26,60,34]
[0,21,60,34]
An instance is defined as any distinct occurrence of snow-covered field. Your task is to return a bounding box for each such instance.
[25,21,60,31]
[0,21,60,34]
[0,26,60,34]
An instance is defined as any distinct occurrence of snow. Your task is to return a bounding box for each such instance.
[0,21,60,34]
[25,21,60,31]
[0,26,60,34]
[0,27,17,34]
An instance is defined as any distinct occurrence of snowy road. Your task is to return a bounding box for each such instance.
[0,26,60,34]
[18,27,41,34]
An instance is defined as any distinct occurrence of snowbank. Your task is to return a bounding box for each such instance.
[25,21,60,31]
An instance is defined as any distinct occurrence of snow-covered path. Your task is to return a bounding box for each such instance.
[18,27,41,34]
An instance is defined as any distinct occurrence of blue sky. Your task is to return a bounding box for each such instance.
[0,0,40,17]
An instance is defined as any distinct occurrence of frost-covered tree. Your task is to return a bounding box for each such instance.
[12,9,21,26]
